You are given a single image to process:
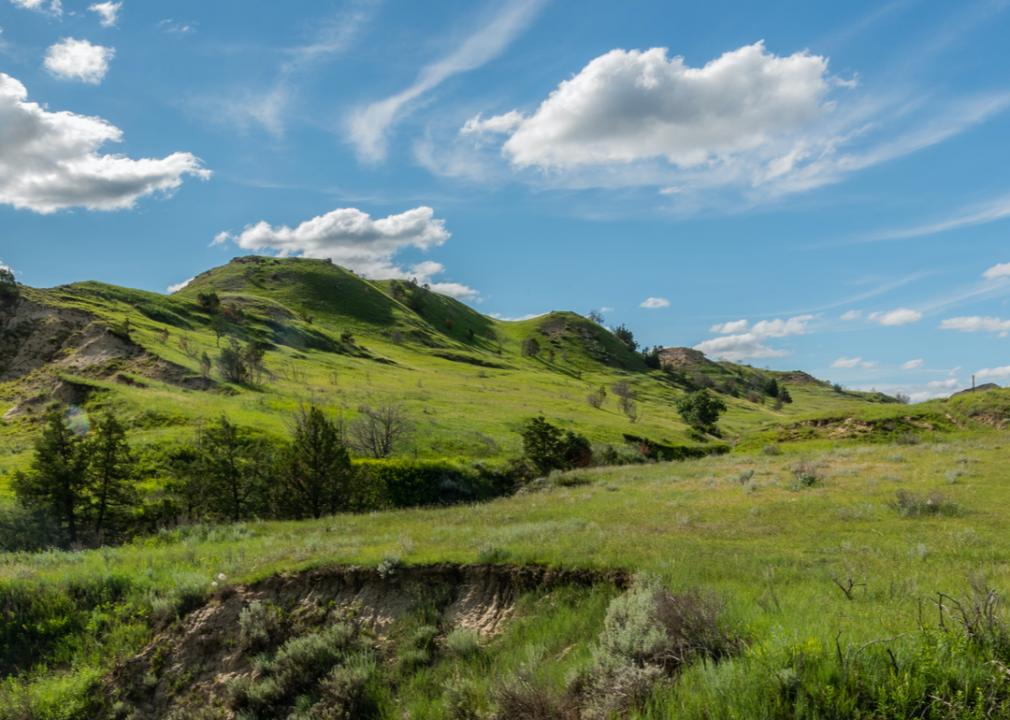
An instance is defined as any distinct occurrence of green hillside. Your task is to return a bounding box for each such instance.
[0,256,904,487]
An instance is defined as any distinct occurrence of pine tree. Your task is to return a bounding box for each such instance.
[12,409,88,545]
[284,406,353,518]
[86,412,136,544]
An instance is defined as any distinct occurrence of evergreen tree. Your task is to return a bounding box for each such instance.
[86,412,137,544]
[194,416,264,522]
[12,409,88,545]
[284,406,353,518]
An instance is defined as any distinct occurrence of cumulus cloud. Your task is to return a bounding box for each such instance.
[840,309,862,321]
[832,356,876,369]
[694,313,813,361]
[902,358,925,370]
[0,73,210,213]
[640,296,670,309]
[166,276,193,294]
[44,38,114,84]
[347,0,542,162]
[10,0,61,16]
[983,262,1010,280]
[89,2,121,27]
[456,42,1008,204]
[939,316,1010,336]
[868,308,921,326]
[216,206,479,300]
[494,43,830,170]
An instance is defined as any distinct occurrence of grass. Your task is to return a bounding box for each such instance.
[3,430,1010,716]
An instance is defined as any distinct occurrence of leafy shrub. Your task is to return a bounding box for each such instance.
[494,674,567,720]
[573,576,739,718]
[355,460,511,508]
[444,628,482,659]
[762,444,783,456]
[675,390,727,436]
[893,490,959,517]
[230,622,372,717]
[239,600,286,651]
[790,461,821,490]
[519,416,592,476]
[0,505,65,551]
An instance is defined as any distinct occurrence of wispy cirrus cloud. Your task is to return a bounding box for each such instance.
[347,0,544,162]
[866,192,1010,241]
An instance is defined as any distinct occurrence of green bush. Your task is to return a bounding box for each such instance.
[355,460,512,508]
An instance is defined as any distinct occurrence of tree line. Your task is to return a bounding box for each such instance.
[3,403,422,550]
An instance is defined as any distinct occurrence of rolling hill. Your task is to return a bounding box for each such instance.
[1,255,906,485]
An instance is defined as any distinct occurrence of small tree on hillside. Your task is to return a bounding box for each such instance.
[587,385,607,409]
[675,389,727,436]
[197,292,221,314]
[193,416,267,522]
[520,416,592,476]
[283,406,353,518]
[522,337,541,358]
[217,339,249,383]
[12,409,89,546]
[349,404,413,459]
[86,412,137,544]
[611,324,638,352]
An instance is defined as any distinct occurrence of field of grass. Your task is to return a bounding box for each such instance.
[5,418,1010,717]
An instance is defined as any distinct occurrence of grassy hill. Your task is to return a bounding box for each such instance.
[0,256,903,489]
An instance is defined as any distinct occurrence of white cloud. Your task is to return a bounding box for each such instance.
[832,356,876,369]
[710,319,748,334]
[983,262,1010,280]
[495,43,830,170]
[976,366,1010,380]
[902,358,924,370]
[0,73,210,213]
[89,2,120,27]
[693,334,788,362]
[166,276,193,294]
[217,206,479,300]
[928,377,960,390]
[158,19,194,34]
[840,309,862,321]
[10,0,61,16]
[457,42,1008,205]
[460,110,525,137]
[640,296,670,309]
[939,316,1010,336]
[868,307,921,326]
[347,0,543,162]
[491,311,546,321]
[44,38,114,84]
[694,313,813,361]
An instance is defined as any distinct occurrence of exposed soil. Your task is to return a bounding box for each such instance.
[101,563,627,719]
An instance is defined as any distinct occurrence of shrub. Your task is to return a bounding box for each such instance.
[790,461,821,489]
[519,416,592,476]
[586,386,606,409]
[239,600,286,651]
[762,444,783,456]
[574,576,739,718]
[349,404,413,459]
[494,674,567,720]
[355,459,511,508]
[444,628,482,659]
[675,390,727,436]
[893,490,958,517]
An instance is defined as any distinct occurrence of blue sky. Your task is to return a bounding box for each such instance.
[2,0,1010,400]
